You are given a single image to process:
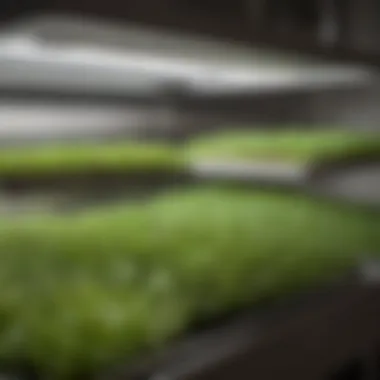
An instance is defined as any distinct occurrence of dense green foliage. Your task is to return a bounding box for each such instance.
[0,141,183,177]
[0,130,379,377]
[0,131,379,179]
[185,130,380,164]
[0,187,378,378]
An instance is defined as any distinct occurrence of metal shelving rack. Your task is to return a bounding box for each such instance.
[0,13,379,380]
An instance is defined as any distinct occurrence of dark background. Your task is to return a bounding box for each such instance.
[0,0,379,64]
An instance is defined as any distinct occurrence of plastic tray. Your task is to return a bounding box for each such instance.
[101,266,380,380]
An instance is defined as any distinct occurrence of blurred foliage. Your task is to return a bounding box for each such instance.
[185,129,380,164]
[0,130,378,377]
[0,186,378,378]
[0,141,183,178]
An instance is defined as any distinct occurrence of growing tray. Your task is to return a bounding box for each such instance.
[0,153,378,379]
[189,158,380,209]
[0,170,191,214]
[1,157,379,214]
[1,266,378,380]
[99,263,380,380]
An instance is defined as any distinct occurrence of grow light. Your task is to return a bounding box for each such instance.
[0,14,374,97]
